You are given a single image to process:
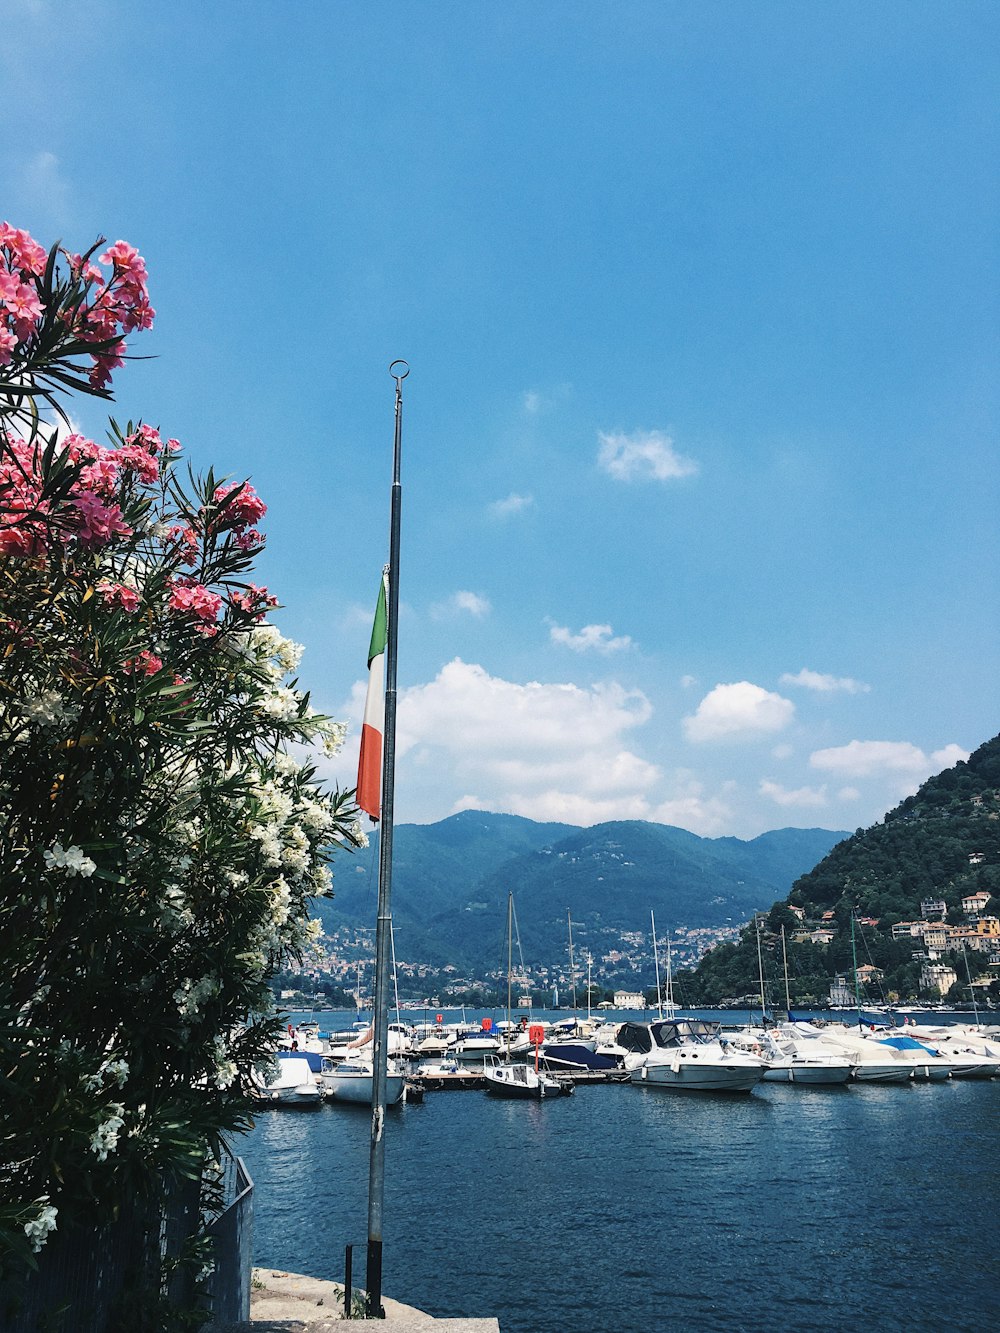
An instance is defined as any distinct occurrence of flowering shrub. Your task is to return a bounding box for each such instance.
[0,226,361,1300]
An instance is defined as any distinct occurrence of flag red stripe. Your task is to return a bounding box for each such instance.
[357,722,382,821]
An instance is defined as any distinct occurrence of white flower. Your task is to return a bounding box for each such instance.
[350,819,369,850]
[22,690,79,729]
[90,1105,125,1162]
[320,721,348,757]
[23,1198,58,1253]
[274,750,299,776]
[260,686,298,720]
[173,974,221,1019]
[44,843,97,877]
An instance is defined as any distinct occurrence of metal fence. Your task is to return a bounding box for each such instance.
[1,1146,253,1333]
[204,1150,254,1325]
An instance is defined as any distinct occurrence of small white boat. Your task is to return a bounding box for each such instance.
[483,1060,572,1100]
[321,1056,405,1105]
[253,1055,323,1107]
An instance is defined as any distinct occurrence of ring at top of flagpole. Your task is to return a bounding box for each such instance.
[389,359,409,383]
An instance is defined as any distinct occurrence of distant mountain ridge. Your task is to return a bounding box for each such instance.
[317,811,848,973]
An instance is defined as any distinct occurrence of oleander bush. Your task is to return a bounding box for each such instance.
[0,224,361,1311]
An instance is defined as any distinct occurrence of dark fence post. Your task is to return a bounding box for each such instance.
[344,1243,353,1319]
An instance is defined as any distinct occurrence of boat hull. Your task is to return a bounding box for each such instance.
[632,1062,763,1093]
[324,1073,405,1104]
[761,1064,851,1085]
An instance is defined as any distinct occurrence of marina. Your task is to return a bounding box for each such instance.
[239,1024,1000,1333]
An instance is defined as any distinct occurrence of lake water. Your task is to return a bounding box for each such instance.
[237,1014,1000,1332]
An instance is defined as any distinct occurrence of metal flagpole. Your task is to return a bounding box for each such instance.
[366,359,408,1318]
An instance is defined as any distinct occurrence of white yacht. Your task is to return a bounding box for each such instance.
[729,1027,853,1084]
[622,1019,766,1093]
[321,1055,406,1105]
[789,1023,912,1083]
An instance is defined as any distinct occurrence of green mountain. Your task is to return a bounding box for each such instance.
[681,733,1000,1005]
[317,810,846,973]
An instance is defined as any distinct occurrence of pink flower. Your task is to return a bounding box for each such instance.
[125,423,163,453]
[99,240,148,285]
[234,527,264,552]
[0,223,47,276]
[69,491,132,548]
[123,650,163,677]
[0,325,15,366]
[166,524,199,564]
[115,444,159,484]
[168,582,223,624]
[97,582,140,613]
[213,483,267,530]
[4,281,44,341]
[230,583,278,621]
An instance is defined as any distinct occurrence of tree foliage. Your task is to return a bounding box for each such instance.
[0,224,361,1296]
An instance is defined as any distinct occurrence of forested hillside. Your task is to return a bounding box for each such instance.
[679,734,1000,1006]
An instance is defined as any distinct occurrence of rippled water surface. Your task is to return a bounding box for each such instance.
[237,1072,999,1333]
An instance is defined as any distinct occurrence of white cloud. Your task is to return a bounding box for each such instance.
[522,391,542,415]
[759,779,828,809]
[780,668,871,695]
[431,591,491,619]
[549,622,633,654]
[838,787,861,802]
[679,674,697,689]
[597,429,698,483]
[683,682,795,743]
[384,658,660,825]
[809,740,968,780]
[771,744,794,760]
[489,492,534,519]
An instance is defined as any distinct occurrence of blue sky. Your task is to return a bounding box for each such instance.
[4,1,997,837]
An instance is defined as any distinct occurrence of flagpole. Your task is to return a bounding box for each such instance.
[366,359,407,1318]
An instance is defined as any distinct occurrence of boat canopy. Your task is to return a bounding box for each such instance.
[879,1035,939,1054]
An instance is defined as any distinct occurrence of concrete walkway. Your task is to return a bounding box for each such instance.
[213,1266,499,1331]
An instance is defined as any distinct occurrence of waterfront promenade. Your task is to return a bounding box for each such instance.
[230,1267,499,1330]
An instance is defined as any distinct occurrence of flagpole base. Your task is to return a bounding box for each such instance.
[366,1239,385,1319]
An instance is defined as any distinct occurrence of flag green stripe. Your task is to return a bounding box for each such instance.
[368,575,387,668]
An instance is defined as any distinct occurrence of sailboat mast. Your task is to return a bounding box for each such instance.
[651,910,663,1019]
[366,360,407,1318]
[755,916,767,1024]
[850,911,863,1030]
[781,925,792,1015]
[567,909,577,1017]
[962,943,981,1027]
[506,891,513,1037]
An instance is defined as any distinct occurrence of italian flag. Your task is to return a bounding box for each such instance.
[357,573,387,821]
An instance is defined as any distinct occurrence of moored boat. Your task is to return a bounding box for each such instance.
[321,1056,406,1105]
[483,1059,573,1100]
[623,1019,766,1093]
[253,1055,323,1107]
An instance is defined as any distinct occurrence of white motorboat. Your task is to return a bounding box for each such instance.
[729,1028,853,1085]
[448,1031,504,1065]
[791,1024,912,1083]
[321,1056,406,1105]
[623,1020,766,1093]
[253,1055,323,1107]
[483,1059,572,1100]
